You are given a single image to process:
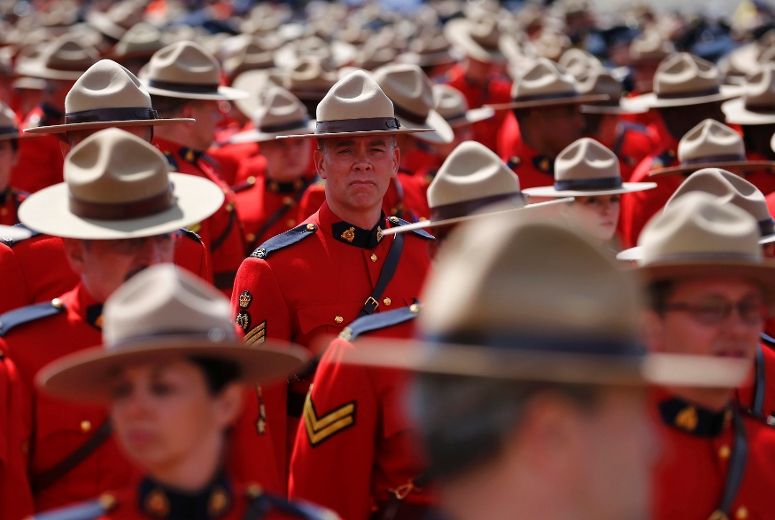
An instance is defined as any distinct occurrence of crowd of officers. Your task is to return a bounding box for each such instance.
[4,0,775,518]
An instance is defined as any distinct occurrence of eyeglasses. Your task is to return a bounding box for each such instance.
[661,299,768,326]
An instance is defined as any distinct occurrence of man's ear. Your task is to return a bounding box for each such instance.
[62,238,87,275]
[314,147,327,179]
[214,383,244,428]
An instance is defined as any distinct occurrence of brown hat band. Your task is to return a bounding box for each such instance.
[259,118,310,133]
[760,217,775,236]
[514,91,580,104]
[554,176,622,191]
[742,103,775,114]
[315,117,400,134]
[148,79,220,95]
[443,112,468,124]
[681,153,746,165]
[65,107,159,124]
[112,327,236,348]
[431,192,524,222]
[655,86,720,100]
[69,185,174,220]
[0,126,18,136]
[394,104,430,125]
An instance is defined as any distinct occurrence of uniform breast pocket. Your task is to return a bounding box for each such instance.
[33,397,106,471]
[296,302,361,343]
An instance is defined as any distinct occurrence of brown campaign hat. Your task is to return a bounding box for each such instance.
[432,84,494,127]
[443,16,506,63]
[385,141,571,236]
[230,86,313,143]
[373,64,454,144]
[141,41,248,101]
[15,35,98,81]
[487,58,608,110]
[109,22,165,61]
[628,30,674,66]
[36,265,308,404]
[632,53,742,109]
[86,0,147,41]
[578,66,649,115]
[722,65,775,125]
[221,35,277,80]
[18,128,224,240]
[399,32,461,67]
[524,138,657,197]
[650,119,775,176]
[24,59,194,135]
[278,69,432,140]
[342,210,749,388]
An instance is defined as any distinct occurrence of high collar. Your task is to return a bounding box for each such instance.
[658,395,732,437]
[265,177,309,194]
[319,201,386,249]
[138,472,234,520]
[68,283,104,330]
[510,140,555,176]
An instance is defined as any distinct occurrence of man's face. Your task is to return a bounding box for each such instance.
[261,138,312,181]
[522,104,584,155]
[315,135,399,214]
[64,233,176,302]
[183,100,223,150]
[646,277,766,362]
[0,140,17,190]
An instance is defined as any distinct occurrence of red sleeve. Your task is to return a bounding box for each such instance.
[0,244,29,313]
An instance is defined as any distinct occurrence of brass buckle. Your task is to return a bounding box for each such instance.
[390,481,415,500]
[364,296,379,314]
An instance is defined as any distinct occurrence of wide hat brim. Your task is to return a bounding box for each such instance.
[24,117,195,135]
[338,337,750,388]
[142,80,249,101]
[36,337,309,404]
[381,197,573,236]
[230,120,316,144]
[631,85,742,109]
[580,97,650,115]
[15,61,86,81]
[722,97,775,126]
[18,173,224,239]
[402,109,454,144]
[0,224,32,242]
[523,181,657,198]
[86,11,128,41]
[277,123,434,140]
[649,160,775,177]
[446,106,495,126]
[487,93,609,111]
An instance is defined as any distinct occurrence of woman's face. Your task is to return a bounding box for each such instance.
[572,194,621,242]
[110,359,240,475]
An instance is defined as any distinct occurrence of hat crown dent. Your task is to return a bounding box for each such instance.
[630,31,673,63]
[41,36,98,71]
[513,58,577,100]
[555,137,621,182]
[428,140,521,208]
[433,84,470,118]
[374,64,434,117]
[254,86,307,128]
[421,215,643,343]
[743,65,775,105]
[104,265,235,348]
[148,41,221,85]
[114,23,164,57]
[678,119,744,163]
[66,59,152,112]
[316,70,395,122]
[668,168,770,222]
[577,67,622,100]
[65,128,170,204]
[654,52,721,96]
[639,192,762,266]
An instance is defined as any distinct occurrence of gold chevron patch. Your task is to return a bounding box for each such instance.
[244,321,266,345]
[303,393,356,446]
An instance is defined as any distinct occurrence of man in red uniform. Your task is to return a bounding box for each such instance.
[490,58,607,190]
[143,40,248,294]
[619,53,739,247]
[0,102,26,226]
[0,128,226,513]
[231,70,435,489]
[11,35,98,194]
[624,192,775,520]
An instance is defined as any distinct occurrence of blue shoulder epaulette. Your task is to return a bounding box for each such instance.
[339,303,420,342]
[762,332,775,348]
[0,300,66,336]
[0,223,40,246]
[33,495,115,520]
[651,149,676,169]
[178,227,203,244]
[248,492,339,520]
[162,150,179,170]
[388,216,435,240]
[251,223,318,259]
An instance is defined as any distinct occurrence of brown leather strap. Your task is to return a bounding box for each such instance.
[69,188,173,220]
[316,117,400,134]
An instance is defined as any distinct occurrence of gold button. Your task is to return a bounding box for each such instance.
[286,219,296,227]
[306,223,316,232]
[736,506,748,519]
[370,253,378,262]
[247,176,256,185]
[80,420,92,433]
[226,202,234,212]
[719,445,730,460]
[51,298,64,309]
[383,297,392,306]
[246,233,255,243]
[334,315,344,324]
[282,196,293,205]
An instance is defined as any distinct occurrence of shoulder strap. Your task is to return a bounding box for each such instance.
[33,494,115,520]
[612,121,647,156]
[0,223,40,246]
[31,419,113,494]
[761,331,775,348]
[251,222,318,259]
[360,232,405,316]
[389,216,435,240]
[710,409,748,520]
[0,300,65,336]
[178,227,203,244]
[340,304,420,342]
[249,180,312,252]
[751,346,766,419]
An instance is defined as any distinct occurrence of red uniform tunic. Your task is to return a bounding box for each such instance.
[11,104,65,194]
[0,188,26,225]
[652,392,775,520]
[503,140,557,190]
[608,121,659,181]
[289,311,434,520]
[738,338,775,421]
[0,229,212,313]
[154,138,246,294]
[233,176,316,254]
[0,350,34,520]
[441,63,511,152]
[231,202,433,490]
